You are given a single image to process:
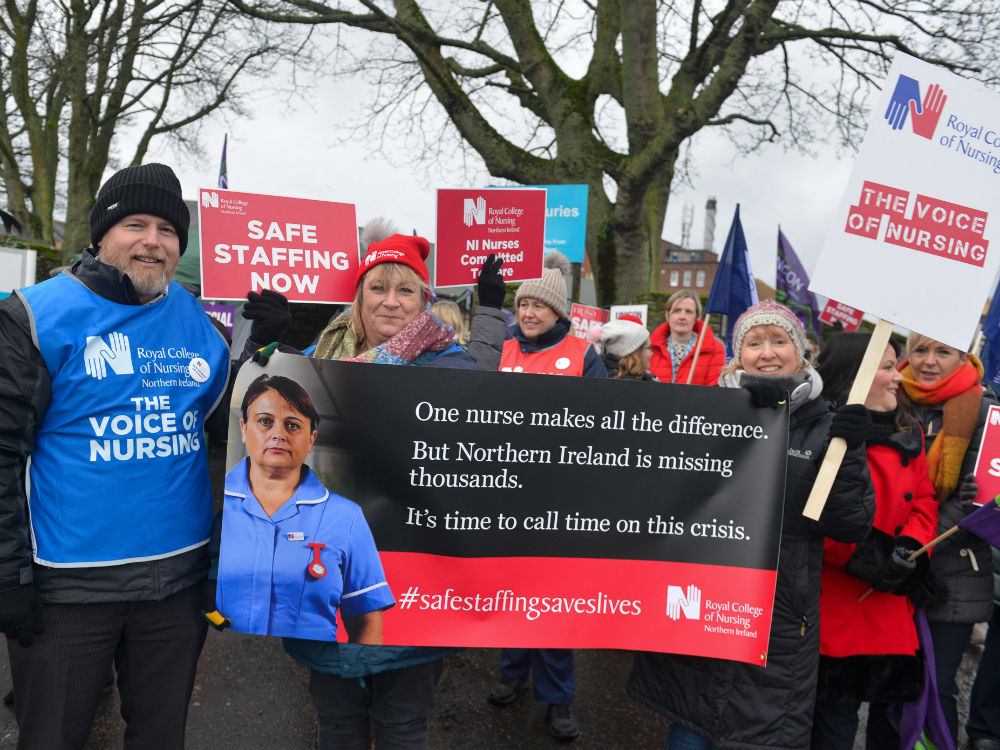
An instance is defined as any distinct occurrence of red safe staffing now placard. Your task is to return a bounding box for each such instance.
[435,188,547,287]
[199,189,359,303]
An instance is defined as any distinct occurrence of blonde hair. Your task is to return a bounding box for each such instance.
[349,263,429,344]
[666,289,702,319]
[906,332,966,356]
[432,300,468,344]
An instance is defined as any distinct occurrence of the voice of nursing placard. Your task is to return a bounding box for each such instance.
[435,188,547,287]
[198,189,360,304]
[809,53,1000,349]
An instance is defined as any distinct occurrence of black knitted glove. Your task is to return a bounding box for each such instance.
[906,565,945,609]
[476,254,507,309]
[958,472,979,504]
[243,289,291,345]
[829,404,871,449]
[742,380,788,408]
[845,528,916,592]
[0,585,44,647]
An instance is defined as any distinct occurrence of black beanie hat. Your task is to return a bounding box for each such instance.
[89,163,190,254]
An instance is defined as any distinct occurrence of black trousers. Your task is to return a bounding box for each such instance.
[811,699,900,750]
[308,659,444,750]
[7,584,207,750]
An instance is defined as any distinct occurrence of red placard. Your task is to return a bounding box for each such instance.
[972,404,1000,506]
[570,303,608,340]
[819,299,864,331]
[435,188,546,287]
[198,189,359,303]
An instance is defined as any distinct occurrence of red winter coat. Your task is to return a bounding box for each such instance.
[819,420,938,657]
[648,320,726,385]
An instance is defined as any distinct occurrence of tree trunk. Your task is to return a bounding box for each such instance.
[592,153,675,305]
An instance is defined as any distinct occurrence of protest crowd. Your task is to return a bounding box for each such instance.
[0,161,998,750]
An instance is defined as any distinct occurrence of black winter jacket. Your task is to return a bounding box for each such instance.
[0,250,231,602]
[912,395,996,624]
[627,395,875,750]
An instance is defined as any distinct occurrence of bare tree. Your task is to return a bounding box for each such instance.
[0,0,292,260]
[230,0,998,303]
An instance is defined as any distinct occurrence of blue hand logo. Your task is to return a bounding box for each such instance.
[884,75,921,130]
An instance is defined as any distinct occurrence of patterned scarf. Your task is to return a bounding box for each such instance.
[313,308,454,365]
[669,333,696,380]
[899,355,983,502]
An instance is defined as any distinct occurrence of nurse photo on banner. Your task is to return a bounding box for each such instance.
[216,373,395,641]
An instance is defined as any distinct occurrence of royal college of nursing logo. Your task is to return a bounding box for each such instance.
[84,332,135,380]
[884,74,947,140]
[665,584,701,621]
[463,196,486,227]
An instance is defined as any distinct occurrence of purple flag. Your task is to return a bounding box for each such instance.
[889,610,955,750]
[775,229,821,336]
[218,134,228,189]
[958,496,1000,547]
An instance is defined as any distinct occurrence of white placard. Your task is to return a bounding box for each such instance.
[809,53,1000,350]
[609,304,648,325]
[0,246,36,294]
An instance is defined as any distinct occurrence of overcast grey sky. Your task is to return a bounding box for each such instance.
[148,58,858,292]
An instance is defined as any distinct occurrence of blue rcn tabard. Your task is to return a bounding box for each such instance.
[217,461,395,640]
[18,274,230,567]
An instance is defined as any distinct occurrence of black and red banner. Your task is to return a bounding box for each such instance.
[228,355,789,665]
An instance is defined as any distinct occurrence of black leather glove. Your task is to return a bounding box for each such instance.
[829,404,871,449]
[243,289,291,345]
[476,254,506,309]
[742,380,788,408]
[0,585,44,647]
[845,528,917,592]
[958,472,979,504]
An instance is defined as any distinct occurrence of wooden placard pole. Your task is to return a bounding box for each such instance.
[686,314,711,385]
[802,317,895,521]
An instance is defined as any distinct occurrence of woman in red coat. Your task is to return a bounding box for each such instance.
[812,333,939,749]
[649,289,726,385]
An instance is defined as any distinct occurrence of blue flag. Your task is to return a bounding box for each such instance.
[218,133,228,189]
[705,204,759,357]
[980,276,1000,388]
[776,229,821,336]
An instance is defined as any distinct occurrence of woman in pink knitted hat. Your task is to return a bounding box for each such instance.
[628,300,875,750]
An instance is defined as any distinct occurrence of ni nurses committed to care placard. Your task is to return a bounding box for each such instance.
[435,188,547,287]
[223,355,789,665]
[198,189,360,304]
[810,53,1000,349]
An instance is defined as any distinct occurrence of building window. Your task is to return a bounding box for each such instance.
[690,253,697,262]
[696,270,705,287]
[683,270,692,287]
[669,270,679,287]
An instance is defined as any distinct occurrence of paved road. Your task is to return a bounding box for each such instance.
[0,631,984,749]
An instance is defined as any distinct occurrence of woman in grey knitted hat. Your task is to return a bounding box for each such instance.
[498,251,606,378]
[490,251,605,740]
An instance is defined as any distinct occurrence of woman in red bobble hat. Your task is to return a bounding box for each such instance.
[282,222,481,750]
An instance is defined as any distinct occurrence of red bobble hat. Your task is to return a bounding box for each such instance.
[355,234,431,291]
